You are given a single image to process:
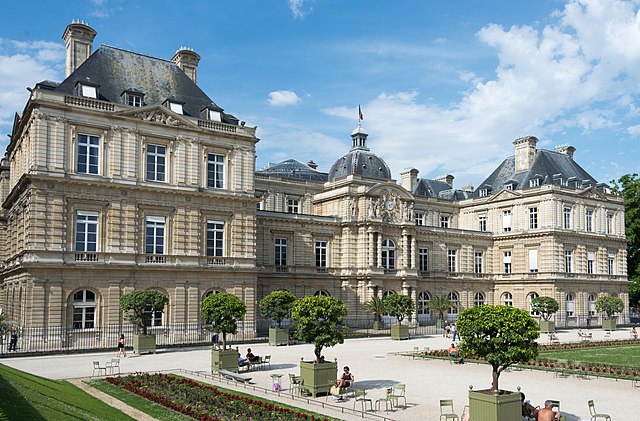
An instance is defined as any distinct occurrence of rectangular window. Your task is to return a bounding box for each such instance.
[75,211,98,252]
[169,102,183,114]
[315,240,327,268]
[77,134,100,175]
[608,253,615,275]
[474,252,483,274]
[566,296,575,316]
[505,183,514,190]
[208,110,222,121]
[529,207,538,229]
[146,144,166,182]
[502,210,512,232]
[585,209,593,232]
[287,199,300,214]
[81,84,97,98]
[563,207,571,229]
[478,215,487,232]
[275,238,287,266]
[145,216,165,255]
[529,178,539,187]
[206,221,224,257]
[479,189,489,197]
[529,249,538,272]
[419,248,429,272]
[565,250,573,273]
[440,215,450,228]
[606,213,613,234]
[447,249,457,273]
[414,212,424,226]
[207,153,224,189]
[73,306,95,329]
[587,251,595,274]
[503,251,512,274]
[127,94,142,107]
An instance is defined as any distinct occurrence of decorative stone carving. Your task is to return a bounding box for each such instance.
[133,109,185,127]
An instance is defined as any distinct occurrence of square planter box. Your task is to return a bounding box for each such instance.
[391,324,409,340]
[372,320,383,330]
[133,334,156,354]
[539,320,555,333]
[469,388,521,421]
[299,360,337,398]
[269,327,289,346]
[211,348,240,373]
[602,318,617,331]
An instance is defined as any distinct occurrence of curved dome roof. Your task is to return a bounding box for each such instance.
[328,148,391,182]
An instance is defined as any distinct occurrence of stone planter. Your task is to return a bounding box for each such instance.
[133,334,156,354]
[602,318,617,331]
[372,320,383,330]
[211,348,240,373]
[391,324,409,340]
[468,387,521,421]
[269,327,289,346]
[539,320,555,333]
[299,360,337,398]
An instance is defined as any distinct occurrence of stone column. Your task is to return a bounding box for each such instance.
[377,233,382,268]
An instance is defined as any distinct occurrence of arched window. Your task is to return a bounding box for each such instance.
[204,289,224,299]
[447,291,459,314]
[72,289,96,329]
[381,239,396,270]
[566,293,575,317]
[314,289,330,297]
[474,292,485,307]
[529,292,540,315]
[588,294,597,316]
[144,291,168,328]
[502,292,513,307]
[382,290,396,316]
[417,291,431,315]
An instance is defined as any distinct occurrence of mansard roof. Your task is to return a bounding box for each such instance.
[413,178,471,200]
[257,159,328,182]
[51,45,238,124]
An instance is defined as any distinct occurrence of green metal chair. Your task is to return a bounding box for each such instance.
[588,400,611,421]
[288,374,302,396]
[439,399,459,421]
[390,383,406,407]
[375,387,395,412]
[352,388,373,412]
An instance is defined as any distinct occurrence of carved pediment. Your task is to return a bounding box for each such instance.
[115,105,198,129]
[578,187,607,200]
[486,189,522,203]
[365,186,415,223]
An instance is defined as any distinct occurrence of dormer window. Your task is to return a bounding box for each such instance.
[121,90,144,107]
[529,178,540,187]
[479,189,489,197]
[208,109,221,122]
[504,183,515,191]
[76,81,98,99]
[164,98,184,114]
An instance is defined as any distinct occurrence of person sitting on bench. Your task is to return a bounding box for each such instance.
[448,343,464,364]
[246,348,260,363]
[336,366,354,388]
[238,356,249,367]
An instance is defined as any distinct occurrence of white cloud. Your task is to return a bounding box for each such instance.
[288,0,314,19]
[267,90,302,106]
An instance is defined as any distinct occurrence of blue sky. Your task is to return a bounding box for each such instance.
[1,0,639,189]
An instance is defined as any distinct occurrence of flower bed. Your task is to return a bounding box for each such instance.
[539,338,640,351]
[106,373,329,421]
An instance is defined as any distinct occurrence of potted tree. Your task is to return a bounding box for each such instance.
[596,295,624,331]
[259,290,296,346]
[201,292,246,373]
[457,305,539,421]
[363,296,385,330]
[384,294,414,340]
[530,296,559,333]
[426,294,455,329]
[120,290,169,354]
[291,295,347,397]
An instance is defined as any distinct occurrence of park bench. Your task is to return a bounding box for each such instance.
[578,331,592,341]
[217,369,252,383]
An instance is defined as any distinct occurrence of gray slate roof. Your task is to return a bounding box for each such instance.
[257,159,328,182]
[328,147,392,182]
[46,45,238,124]
[414,178,471,200]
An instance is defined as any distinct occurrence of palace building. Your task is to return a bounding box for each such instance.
[0,22,629,352]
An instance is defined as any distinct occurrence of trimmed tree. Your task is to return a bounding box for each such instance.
[384,294,415,324]
[595,295,624,319]
[426,294,455,325]
[530,296,559,321]
[457,305,539,392]
[290,295,348,363]
[363,296,385,328]
[120,290,169,335]
[259,290,296,328]
[201,293,246,350]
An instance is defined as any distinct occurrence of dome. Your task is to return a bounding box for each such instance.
[257,159,328,182]
[328,148,391,182]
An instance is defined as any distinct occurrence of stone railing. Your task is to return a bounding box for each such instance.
[64,95,115,111]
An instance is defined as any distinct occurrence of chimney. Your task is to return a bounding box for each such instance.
[513,136,538,172]
[436,174,454,188]
[172,47,201,84]
[62,20,97,78]
[400,168,419,192]
[554,145,576,160]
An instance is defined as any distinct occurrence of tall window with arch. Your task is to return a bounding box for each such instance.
[72,289,96,329]
[528,292,540,315]
[588,294,597,316]
[381,239,396,270]
[382,290,396,316]
[474,292,485,307]
[314,290,330,297]
[447,291,459,315]
[502,292,513,307]
[566,293,575,317]
[417,291,431,315]
[144,291,167,328]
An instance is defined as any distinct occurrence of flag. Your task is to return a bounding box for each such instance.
[358,105,363,121]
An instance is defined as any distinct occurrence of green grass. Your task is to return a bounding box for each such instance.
[0,363,134,421]
[539,344,640,368]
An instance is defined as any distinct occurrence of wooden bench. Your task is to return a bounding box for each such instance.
[217,369,252,383]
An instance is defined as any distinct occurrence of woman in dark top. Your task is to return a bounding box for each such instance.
[117,334,126,358]
[337,366,354,388]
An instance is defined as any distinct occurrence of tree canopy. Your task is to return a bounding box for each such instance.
[201,293,246,350]
[612,173,640,309]
[259,290,296,328]
[595,295,624,319]
[530,296,559,321]
[456,305,539,392]
[425,295,455,320]
[363,296,385,323]
[119,290,169,335]
[290,295,348,363]
[383,294,414,324]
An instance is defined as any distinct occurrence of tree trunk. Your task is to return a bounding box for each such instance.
[222,332,227,350]
[492,367,500,392]
[314,345,322,363]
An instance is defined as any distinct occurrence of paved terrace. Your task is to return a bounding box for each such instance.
[2,328,636,420]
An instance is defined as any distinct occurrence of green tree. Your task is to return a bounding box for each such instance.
[383,294,415,324]
[595,295,624,319]
[530,296,559,321]
[457,305,539,392]
[290,295,348,363]
[119,290,169,335]
[363,296,385,324]
[425,295,455,322]
[201,293,246,350]
[259,290,296,328]
[0,313,9,336]
[612,173,640,309]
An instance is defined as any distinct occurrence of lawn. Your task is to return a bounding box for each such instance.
[539,344,640,368]
[0,363,133,421]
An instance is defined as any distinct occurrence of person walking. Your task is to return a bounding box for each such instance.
[116,333,126,357]
[9,330,18,352]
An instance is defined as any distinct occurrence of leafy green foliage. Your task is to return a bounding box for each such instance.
[201,293,246,350]
[290,295,348,363]
[383,294,414,324]
[259,290,296,328]
[530,296,559,321]
[612,173,640,309]
[595,295,624,318]
[120,290,169,335]
[363,296,385,322]
[457,305,539,392]
[425,295,455,320]
[0,313,10,336]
